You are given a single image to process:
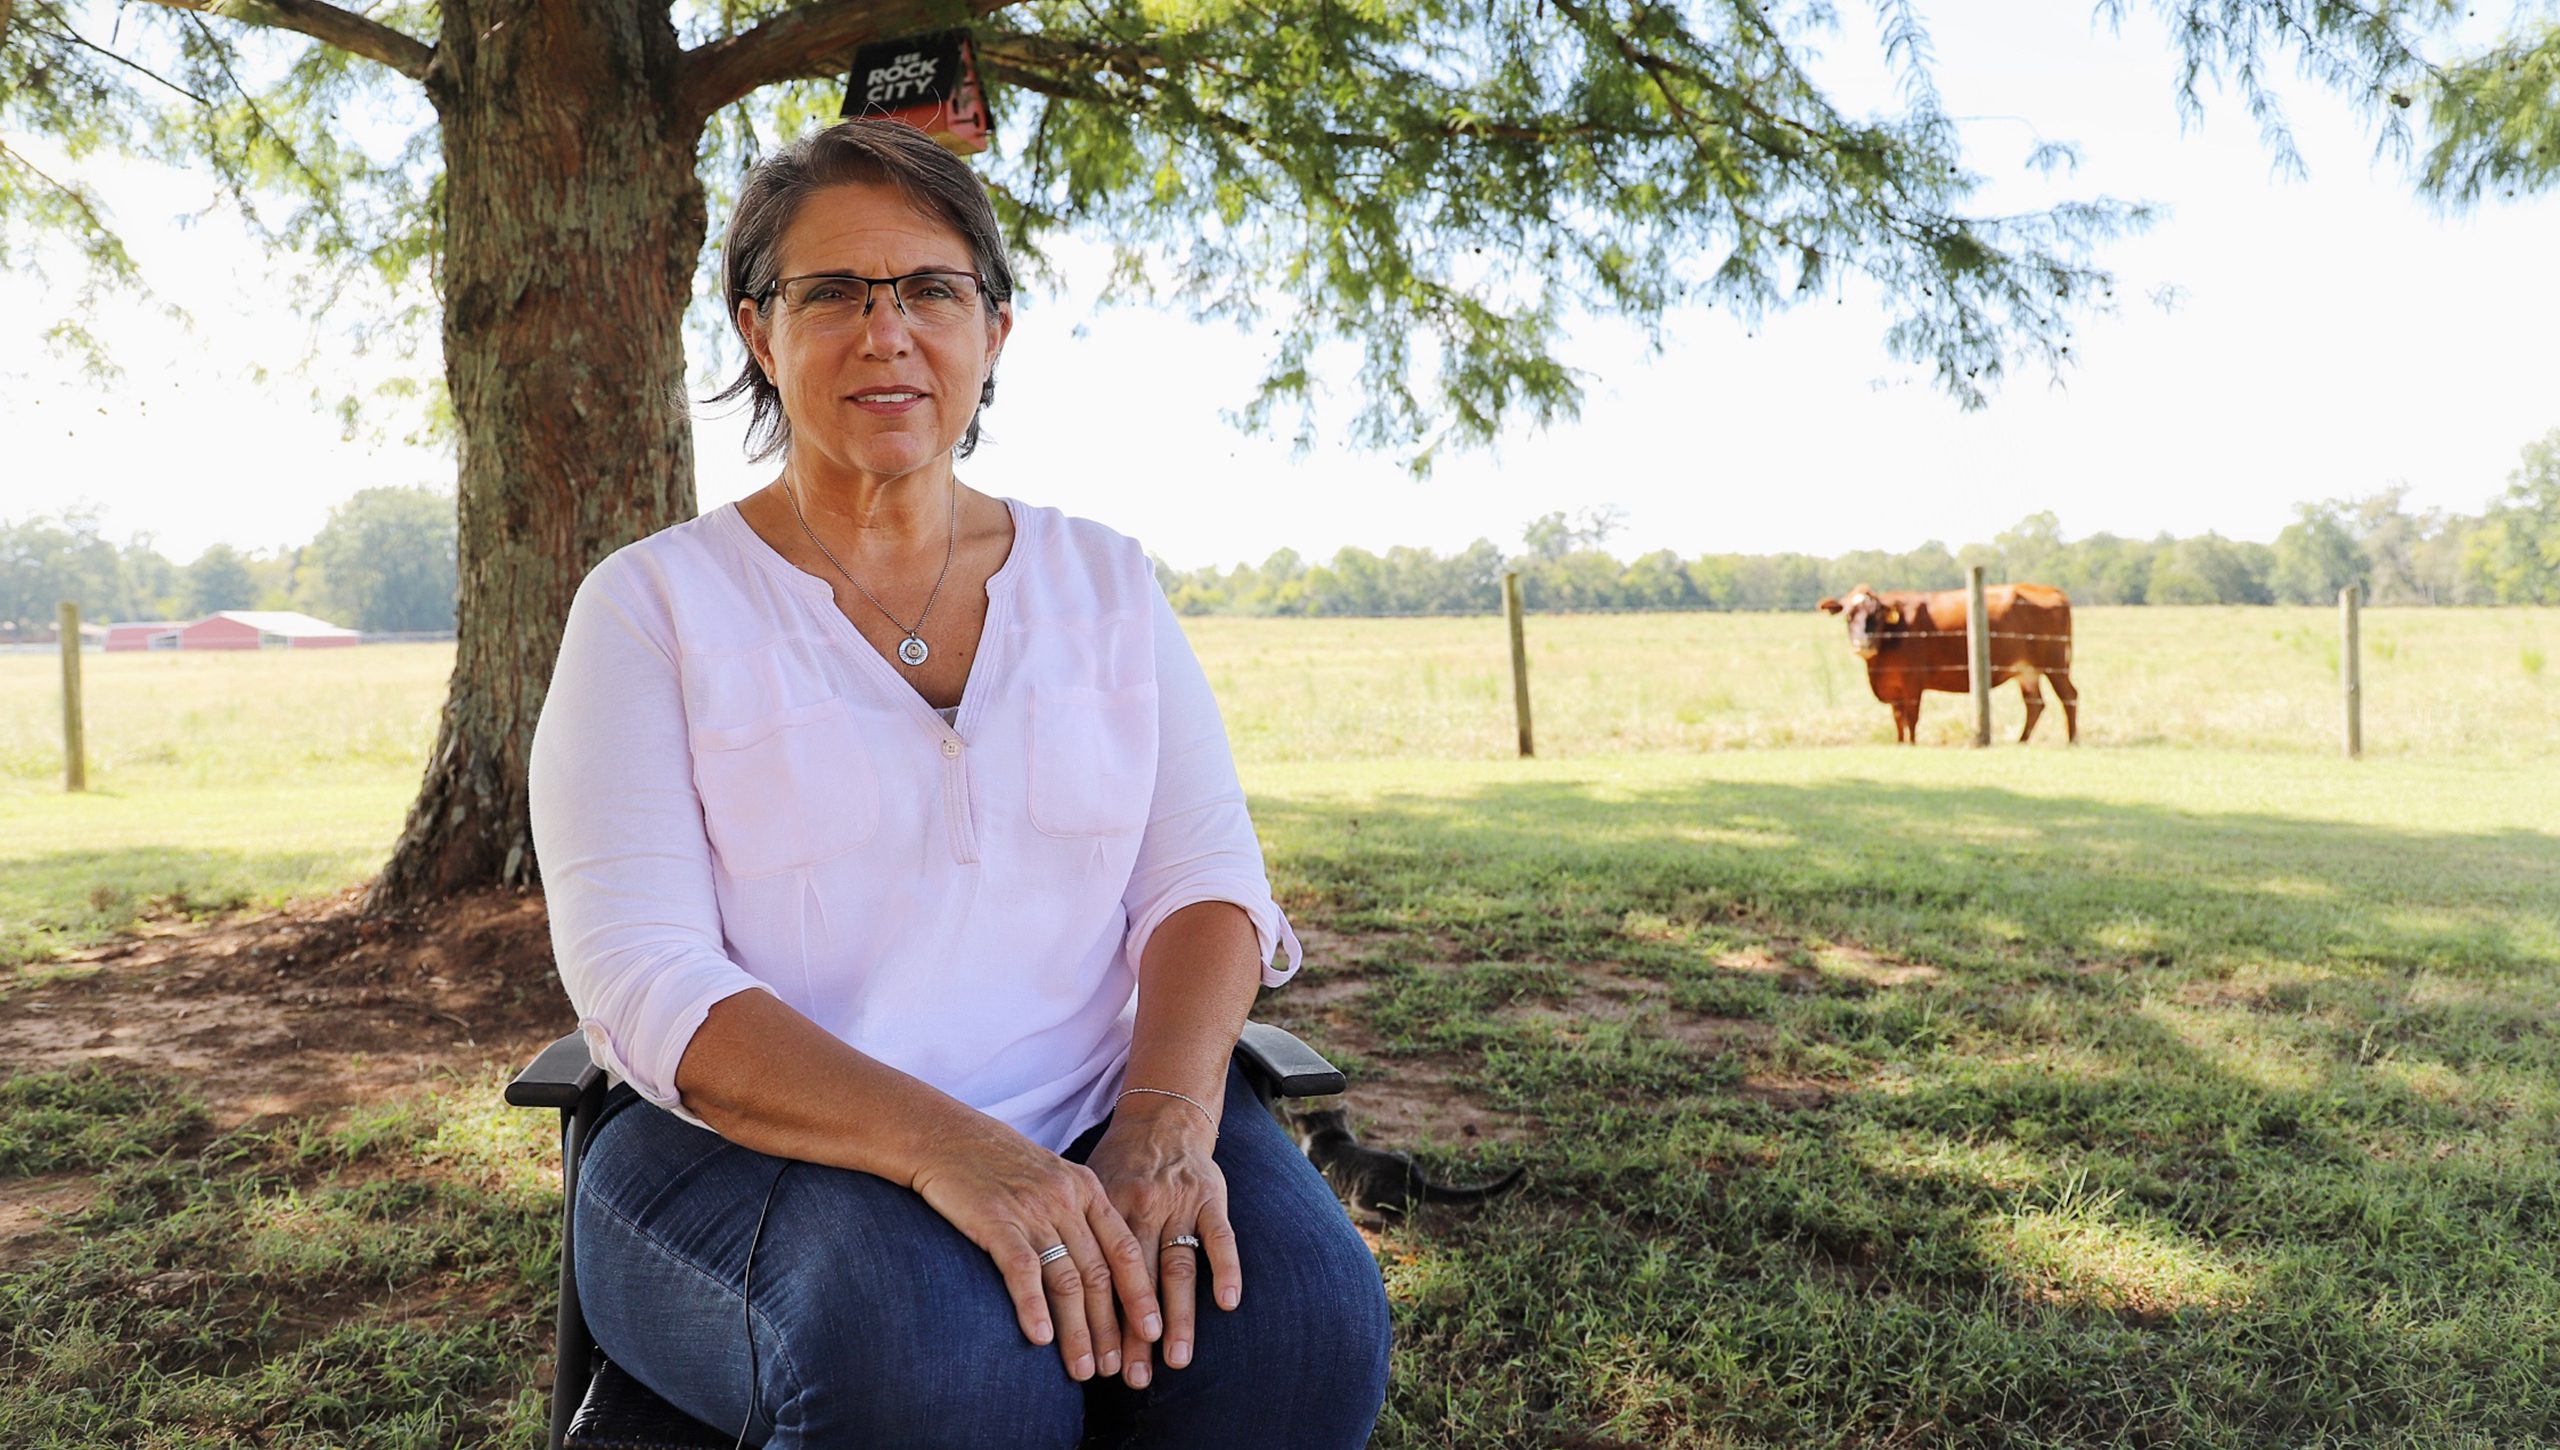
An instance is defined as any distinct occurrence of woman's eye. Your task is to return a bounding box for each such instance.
[911,281,959,301]
[804,283,852,303]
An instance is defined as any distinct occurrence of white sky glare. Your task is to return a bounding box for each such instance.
[3,3,2557,569]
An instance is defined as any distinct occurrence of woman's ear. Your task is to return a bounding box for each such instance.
[735,296,775,381]
[987,300,1013,371]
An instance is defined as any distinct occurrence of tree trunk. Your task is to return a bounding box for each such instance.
[368,0,706,909]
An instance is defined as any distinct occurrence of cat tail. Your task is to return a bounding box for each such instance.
[1419,1166,1525,1205]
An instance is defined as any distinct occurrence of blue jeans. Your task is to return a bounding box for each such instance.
[574,1060,1393,1448]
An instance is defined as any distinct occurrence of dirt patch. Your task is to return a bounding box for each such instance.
[0,1171,97,1258]
[1496,960,1776,1056]
[1261,946,1778,1150]
[1716,936,1940,995]
[1,887,572,1136]
[1734,1073,1842,1112]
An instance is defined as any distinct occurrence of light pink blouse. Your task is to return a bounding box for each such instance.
[528,499,1301,1152]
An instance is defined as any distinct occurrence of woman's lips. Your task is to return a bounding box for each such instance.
[848,389,926,415]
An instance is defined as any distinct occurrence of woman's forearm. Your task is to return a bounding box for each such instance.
[673,899,1262,1172]
[1118,901,1266,1128]
[673,987,1005,1184]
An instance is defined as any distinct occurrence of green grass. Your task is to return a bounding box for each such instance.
[1241,751,2560,1445]
[3,616,2558,1445]
[1,643,440,962]
[1195,606,2560,760]
[0,1066,554,1448]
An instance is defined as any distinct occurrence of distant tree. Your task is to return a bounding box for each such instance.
[302,486,460,632]
[182,544,258,616]
[1730,553,1828,612]
[1826,548,1901,596]
[2150,532,2271,605]
[117,539,181,620]
[2348,487,2437,604]
[2270,502,2366,604]
[1995,511,2067,583]
[1684,554,1741,611]
[2056,532,2156,605]
[1893,541,1962,591]
[1520,508,1624,564]
[1621,549,1695,610]
[1954,540,2003,583]
[0,510,121,636]
[2463,429,2560,604]
[2416,516,2491,605]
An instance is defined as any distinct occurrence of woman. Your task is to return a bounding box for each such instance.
[527,120,1392,1447]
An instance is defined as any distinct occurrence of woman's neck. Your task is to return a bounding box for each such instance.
[782,455,958,550]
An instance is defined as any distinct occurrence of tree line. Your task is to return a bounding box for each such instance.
[14,426,2554,642]
[0,486,459,640]
[1157,430,2560,617]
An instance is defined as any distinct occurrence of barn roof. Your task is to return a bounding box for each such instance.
[206,610,359,638]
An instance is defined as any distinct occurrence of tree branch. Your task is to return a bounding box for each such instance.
[679,0,1026,126]
[0,139,121,241]
[127,0,432,81]
[26,4,215,104]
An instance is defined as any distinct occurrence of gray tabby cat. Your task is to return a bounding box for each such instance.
[1289,1108,1525,1218]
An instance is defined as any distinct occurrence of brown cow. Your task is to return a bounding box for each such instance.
[1816,583,2078,744]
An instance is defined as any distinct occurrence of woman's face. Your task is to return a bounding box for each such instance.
[738,181,1010,488]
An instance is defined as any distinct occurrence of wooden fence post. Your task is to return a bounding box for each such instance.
[2340,584,2362,759]
[59,600,87,791]
[1966,566,1992,747]
[1503,571,1534,758]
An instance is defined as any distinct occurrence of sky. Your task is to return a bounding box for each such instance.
[3,4,2558,571]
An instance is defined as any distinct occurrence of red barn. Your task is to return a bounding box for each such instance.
[174,611,361,650]
[104,621,185,651]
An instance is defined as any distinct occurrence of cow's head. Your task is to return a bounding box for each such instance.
[1816,585,1901,659]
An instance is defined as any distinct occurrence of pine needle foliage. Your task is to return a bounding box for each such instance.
[4,0,2541,464]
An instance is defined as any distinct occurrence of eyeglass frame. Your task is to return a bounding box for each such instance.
[751,269,993,325]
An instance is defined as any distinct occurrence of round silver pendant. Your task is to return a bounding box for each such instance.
[897,635,930,667]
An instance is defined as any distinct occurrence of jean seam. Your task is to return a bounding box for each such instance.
[583,1171,807,1426]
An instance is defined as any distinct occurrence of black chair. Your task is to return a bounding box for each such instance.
[505,1022,1348,1450]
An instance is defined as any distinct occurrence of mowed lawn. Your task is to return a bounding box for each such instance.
[3,609,2558,1446]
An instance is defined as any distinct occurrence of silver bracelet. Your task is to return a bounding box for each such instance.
[1118,1086,1218,1137]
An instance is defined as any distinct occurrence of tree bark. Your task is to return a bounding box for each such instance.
[367,0,705,908]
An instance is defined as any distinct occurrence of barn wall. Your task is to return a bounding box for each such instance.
[178,619,262,651]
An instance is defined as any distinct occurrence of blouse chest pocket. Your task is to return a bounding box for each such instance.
[1026,683,1159,838]
[690,699,881,878]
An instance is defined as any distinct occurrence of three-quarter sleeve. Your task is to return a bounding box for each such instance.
[1118,584,1304,986]
[528,557,775,1123]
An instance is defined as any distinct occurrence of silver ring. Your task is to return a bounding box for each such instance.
[1037,1243,1071,1266]
[1165,1234,1203,1251]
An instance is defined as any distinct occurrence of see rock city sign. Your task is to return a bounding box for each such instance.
[844,30,992,155]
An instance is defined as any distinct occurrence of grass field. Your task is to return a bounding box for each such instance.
[4,609,2558,1446]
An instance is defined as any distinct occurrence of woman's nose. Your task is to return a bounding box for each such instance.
[855,296,916,356]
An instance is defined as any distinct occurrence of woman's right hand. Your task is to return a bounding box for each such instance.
[908,1117,1164,1383]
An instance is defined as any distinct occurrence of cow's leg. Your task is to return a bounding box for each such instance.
[2017,672,2046,743]
[2047,669,2080,743]
[1898,697,1921,744]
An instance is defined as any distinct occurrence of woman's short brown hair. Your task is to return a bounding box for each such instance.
[712,120,1017,462]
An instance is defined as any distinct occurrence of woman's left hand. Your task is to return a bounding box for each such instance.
[1083,1099,1240,1389]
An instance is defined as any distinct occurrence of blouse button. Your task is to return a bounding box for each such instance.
[940,738,962,758]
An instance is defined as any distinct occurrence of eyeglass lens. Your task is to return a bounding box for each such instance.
[778,273,981,327]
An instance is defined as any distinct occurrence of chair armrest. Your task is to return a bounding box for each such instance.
[500,1023,1338,1110]
[506,1031,604,1110]
[1235,1021,1346,1099]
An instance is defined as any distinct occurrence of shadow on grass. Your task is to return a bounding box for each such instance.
[1260,774,2560,981]
[1254,776,2560,1446]
[2,846,372,969]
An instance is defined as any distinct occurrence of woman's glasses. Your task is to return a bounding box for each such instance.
[761,271,987,329]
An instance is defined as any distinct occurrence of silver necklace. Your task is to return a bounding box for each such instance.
[784,475,957,668]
